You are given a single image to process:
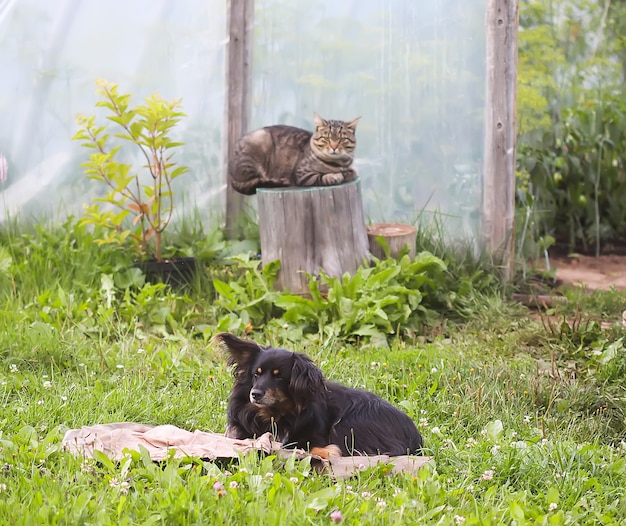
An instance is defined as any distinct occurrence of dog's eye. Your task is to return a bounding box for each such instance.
[272,369,280,377]
[254,367,262,377]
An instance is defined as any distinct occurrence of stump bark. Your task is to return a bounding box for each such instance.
[257,179,369,293]
[366,223,417,259]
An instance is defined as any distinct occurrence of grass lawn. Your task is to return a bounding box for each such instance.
[0,220,625,524]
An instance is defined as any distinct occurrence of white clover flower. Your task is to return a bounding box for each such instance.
[549,502,558,511]
[43,381,52,389]
[465,438,477,448]
[330,510,343,523]
[523,415,531,424]
[9,364,18,373]
[490,445,501,455]
[454,515,466,525]
[419,418,428,427]
[212,481,224,491]
[289,477,298,483]
[229,481,239,489]
[479,469,494,481]
[430,426,441,435]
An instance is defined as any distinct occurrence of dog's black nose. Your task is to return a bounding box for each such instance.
[250,388,263,402]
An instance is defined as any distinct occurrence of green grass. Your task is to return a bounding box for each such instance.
[0,218,625,524]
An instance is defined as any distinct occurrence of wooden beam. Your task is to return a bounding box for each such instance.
[223,0,254,239]
[483,0,519,278]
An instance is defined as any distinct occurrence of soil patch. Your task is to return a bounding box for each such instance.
[552,254,626,291]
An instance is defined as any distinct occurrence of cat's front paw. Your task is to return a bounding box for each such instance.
[322,172,344,185]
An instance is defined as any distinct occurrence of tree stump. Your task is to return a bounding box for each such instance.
[366,223,417,259]
[257,179,369,293]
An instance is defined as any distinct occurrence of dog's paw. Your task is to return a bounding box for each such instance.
[322,172,344,185]
[310,445,342,459]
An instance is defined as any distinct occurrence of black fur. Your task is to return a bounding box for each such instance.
[216,333,423,456]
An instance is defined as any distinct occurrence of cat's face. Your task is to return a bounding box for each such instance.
[311,113,360,162]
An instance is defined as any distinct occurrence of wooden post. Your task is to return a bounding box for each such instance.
[483,0,519,278]
[366,223,417,260]
[257,180,370,293]
[223,0,254,239]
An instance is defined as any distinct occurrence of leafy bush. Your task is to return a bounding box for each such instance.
[211,252,450,346]
[518,96,626,254]
[276,253,447,346]
[74,80,188,262]
[516,0,626,255]
[212,255,282,332]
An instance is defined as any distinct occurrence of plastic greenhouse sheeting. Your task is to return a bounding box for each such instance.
[1,0,486,240]
[0,0,226,221]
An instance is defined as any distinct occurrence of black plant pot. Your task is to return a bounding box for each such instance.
[135,256,197,288]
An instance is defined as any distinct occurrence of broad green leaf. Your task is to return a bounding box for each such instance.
[485,420,504,442]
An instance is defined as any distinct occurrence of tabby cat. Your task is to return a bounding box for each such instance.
[229,113,360,195]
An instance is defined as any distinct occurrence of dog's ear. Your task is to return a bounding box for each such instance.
[212,332,261,369]
[289,353,325,412]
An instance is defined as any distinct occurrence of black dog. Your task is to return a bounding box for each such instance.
[215,332,423,459]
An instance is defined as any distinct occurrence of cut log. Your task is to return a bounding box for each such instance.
[366,223,417,259]
[257,179,370,293]
[511,293,568,309]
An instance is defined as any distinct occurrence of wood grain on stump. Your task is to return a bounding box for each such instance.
[366,223,417,259]
[257,179,369,293]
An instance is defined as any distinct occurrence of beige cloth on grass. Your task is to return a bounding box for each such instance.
[62,422,431,477]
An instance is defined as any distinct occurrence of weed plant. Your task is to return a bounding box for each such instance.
[0,217,624,524]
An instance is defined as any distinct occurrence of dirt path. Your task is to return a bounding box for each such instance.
[553,255,626,291]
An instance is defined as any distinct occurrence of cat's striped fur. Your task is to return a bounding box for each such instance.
[229,113,360,195]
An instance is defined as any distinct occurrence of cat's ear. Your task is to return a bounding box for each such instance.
[313,112,327,130]
[346,116,361,131]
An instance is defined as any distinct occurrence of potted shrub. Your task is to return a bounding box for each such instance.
[73,80,196,286]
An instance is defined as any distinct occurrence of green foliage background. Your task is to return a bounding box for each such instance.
[517,0,626,256]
